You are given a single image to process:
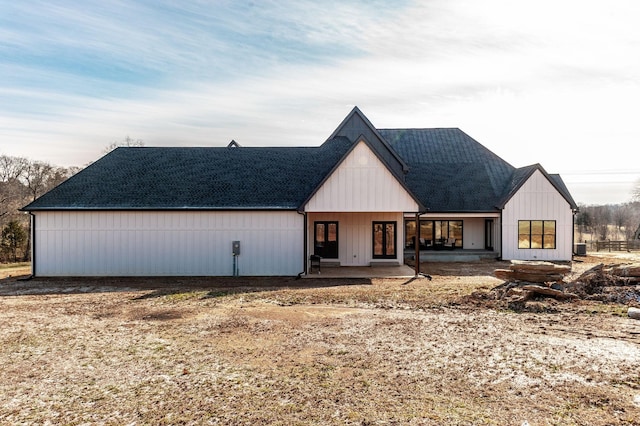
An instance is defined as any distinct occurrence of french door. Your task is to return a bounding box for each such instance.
[373,221,396,259]
[314,221,338,258]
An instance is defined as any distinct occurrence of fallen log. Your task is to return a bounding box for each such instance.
[574,263,604,279]
[494,269,514,281]
[609,264,640,278]
[521,284,579,300]
[510,260,571,274]
[494,269,564,283]
[494,260,571,283]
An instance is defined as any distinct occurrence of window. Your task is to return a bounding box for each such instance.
[314,221,338,258]
[404,219,462,249]
[518,220,556,249]
[373,221,396,258]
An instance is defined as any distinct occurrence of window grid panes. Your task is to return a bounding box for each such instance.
[373,221,396,258]
[518,220,556,249]
[404,220,463,249]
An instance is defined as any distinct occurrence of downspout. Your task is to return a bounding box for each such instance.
[296,210,307,278]
[499,208,504,260]
[24,212,36,280]
[572,208,578,258]
[414,212,420,276]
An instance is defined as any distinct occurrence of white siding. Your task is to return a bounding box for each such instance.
[461,217,484,250]
[502,170,573,261]
[33,211,303,276]
[304,141,419,213]
[308,212,404,266]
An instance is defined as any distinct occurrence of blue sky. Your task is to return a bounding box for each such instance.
[1,0,639,205]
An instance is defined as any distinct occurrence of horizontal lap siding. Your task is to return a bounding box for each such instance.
[34,211,303,276]
[502,170,573,261]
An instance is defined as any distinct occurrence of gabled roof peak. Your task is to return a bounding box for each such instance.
[497,163,578,210]
[326,106,409,176]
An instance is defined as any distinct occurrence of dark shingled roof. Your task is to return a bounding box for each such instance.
[380,128,516,211]
[23,120,576,213]
[24,137,353,210]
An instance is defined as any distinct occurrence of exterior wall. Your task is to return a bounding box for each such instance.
[305,141,419,213]
[501,170,574,261]
[461,217,501,251]
[308,212,404,266]
[461,217,484,250]
[33,210,303,276]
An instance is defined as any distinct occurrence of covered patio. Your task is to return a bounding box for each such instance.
[405,249,499,263]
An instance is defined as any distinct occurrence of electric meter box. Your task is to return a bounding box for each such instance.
[232,241,241,256]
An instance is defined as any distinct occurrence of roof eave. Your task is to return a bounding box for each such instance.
[498,164,578,210]
[24,206,300,212]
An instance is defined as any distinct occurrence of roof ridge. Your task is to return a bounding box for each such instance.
[378,127,462,131]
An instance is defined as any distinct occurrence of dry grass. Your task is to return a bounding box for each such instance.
[0,262,30,279]
[1,255,640,425]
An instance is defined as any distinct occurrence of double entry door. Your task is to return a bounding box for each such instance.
[314,220,397,260]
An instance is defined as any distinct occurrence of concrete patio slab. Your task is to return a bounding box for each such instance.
[302,264,416,279]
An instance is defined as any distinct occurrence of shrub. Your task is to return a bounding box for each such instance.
[1,220,27,262]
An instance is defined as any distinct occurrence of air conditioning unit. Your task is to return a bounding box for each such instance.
[574,243,587,256]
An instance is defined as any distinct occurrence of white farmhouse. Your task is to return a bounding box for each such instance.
[23,107,577,276]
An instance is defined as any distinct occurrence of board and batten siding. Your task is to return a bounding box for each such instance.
[33,211,303,276]
[501,170,573,261]
[304,141,419,213]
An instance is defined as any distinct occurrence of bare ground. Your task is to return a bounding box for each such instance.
[1,254,639,425]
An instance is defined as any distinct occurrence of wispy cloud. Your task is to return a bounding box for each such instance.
[1,0,639,204]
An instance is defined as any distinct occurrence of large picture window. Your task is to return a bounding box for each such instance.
[518,220,556,249]
[405,220,463,249]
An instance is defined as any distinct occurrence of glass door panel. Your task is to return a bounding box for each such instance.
[373,221,396,259]
[314,221,338,258]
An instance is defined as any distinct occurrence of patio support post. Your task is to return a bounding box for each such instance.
[414,212,420,276]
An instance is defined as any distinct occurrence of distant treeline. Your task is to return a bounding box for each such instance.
[575,202,640,242]
[0,137,143,262]
[0,154,81,262]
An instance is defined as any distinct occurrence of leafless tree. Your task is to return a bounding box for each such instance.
[613,204,629,239]
[0,155,27,182]
[626,202,640,240]
[575,203,593,241]
[22,160,54,202]
[0,155,29,224]
[578,201,640,242]
[633,178,640,202]
[590,205,612,240]
[0,154,82,261]
[0,180,27,221]
[613,202,640,240]
[103,136,144,154]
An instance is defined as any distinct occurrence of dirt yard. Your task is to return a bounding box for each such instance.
[1,254,639,425]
